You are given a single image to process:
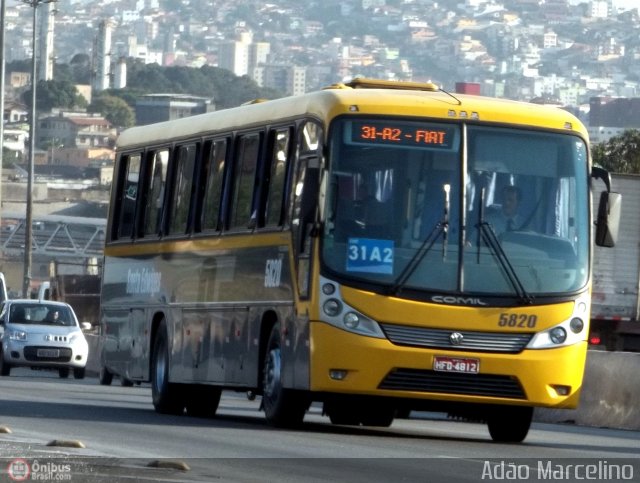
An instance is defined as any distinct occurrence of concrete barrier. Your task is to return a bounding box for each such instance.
[535,350,640,430]
[84,333,639,430]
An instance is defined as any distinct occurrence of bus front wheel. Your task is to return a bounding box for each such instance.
[487,406,533,443]
[152,320,185,415]
[185,385,222,418]
[262,323,308,427]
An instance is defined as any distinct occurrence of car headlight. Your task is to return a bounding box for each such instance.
[9,330,27,341]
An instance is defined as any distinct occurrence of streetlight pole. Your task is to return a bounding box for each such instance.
[22,0,54,298]
[0,0,7,248]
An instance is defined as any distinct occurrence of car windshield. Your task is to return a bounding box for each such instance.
[9,304,76,327]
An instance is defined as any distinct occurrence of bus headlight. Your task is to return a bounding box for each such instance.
[569,317,584,334]
[526,295,589,350]
[323,299,342,317]
[343,312,360,329]
[318,276,385,339]
[549,327,567,344]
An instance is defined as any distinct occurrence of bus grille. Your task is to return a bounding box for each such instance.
[379,368,526,399]
[380,323,533,353]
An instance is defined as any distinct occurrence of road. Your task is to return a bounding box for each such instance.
[0,369,639,482]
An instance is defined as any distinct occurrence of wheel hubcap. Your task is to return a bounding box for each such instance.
[264,348,281,398]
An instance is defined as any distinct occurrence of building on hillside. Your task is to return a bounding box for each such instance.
[38,1,56,81]
[135,94,215,125]
[253,64,306,96]
[36,113,116,152]
[2,101,28,124]
[2,129,28,155]
[51,147,114,168]
[589,97,640,127]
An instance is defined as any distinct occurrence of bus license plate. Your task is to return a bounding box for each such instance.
[433,356,479,374]
[37,349,60,358]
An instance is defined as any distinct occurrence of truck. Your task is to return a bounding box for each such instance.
[36,260,101,329]
[590,173,640,351]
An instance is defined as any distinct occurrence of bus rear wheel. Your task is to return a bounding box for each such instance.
[262,323,308,427]
[152,319,185,415]
[487,406,533,443]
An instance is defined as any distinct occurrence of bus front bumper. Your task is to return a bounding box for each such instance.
[309,322,586,409]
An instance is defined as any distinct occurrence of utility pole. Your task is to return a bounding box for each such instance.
[22,0,56,297]
[0,0,6,253]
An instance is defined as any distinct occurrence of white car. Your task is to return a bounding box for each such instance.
[0,300,90,379]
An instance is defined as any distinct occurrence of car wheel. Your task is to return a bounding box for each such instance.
[0,349,11,377]
[151,319,185,415]
[262,323,308,427]
[73,367,86,379]
[99,366,113,385]
[121,377,134,387]
[59,368,70,378]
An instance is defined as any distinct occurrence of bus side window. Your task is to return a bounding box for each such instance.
[229,133,261,230]
[143,149,169,237]
[168,144,198,235]
[263,128,292,227]
[199,138,228,232]
[115,153,141,240]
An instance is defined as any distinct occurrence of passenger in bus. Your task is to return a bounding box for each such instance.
[487,185,523,236]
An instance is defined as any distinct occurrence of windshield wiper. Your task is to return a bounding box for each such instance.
[390,185,450,296]
[476,189,533,304]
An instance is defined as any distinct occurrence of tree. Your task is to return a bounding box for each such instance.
[22,79,88,111]
[88,94,135,128]
[592,129,640,174]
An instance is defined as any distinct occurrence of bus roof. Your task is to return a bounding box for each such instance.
[116,80,587,150]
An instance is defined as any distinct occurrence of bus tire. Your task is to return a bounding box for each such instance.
[262,323,308,427]
[487,406,533,443]
[152,320,185,415]
[360,404,395,427]
[185,384,222,418]
[326,404,361,426]
[99,366,113,385]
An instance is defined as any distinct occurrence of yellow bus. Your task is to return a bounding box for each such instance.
[99,78,619,442]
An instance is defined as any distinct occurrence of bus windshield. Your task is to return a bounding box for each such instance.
[321,117,590,298]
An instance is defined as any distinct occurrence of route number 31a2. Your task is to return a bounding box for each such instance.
[346,238,394,275]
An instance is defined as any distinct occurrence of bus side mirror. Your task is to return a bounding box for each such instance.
[595,191,621,247]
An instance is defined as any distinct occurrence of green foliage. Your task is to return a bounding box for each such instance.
[592,129,640,174]
[22,80,88,112]
[88,94,136,128]
[124,60,282,109]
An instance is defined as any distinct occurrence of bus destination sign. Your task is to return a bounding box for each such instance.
[351,121,457,149]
